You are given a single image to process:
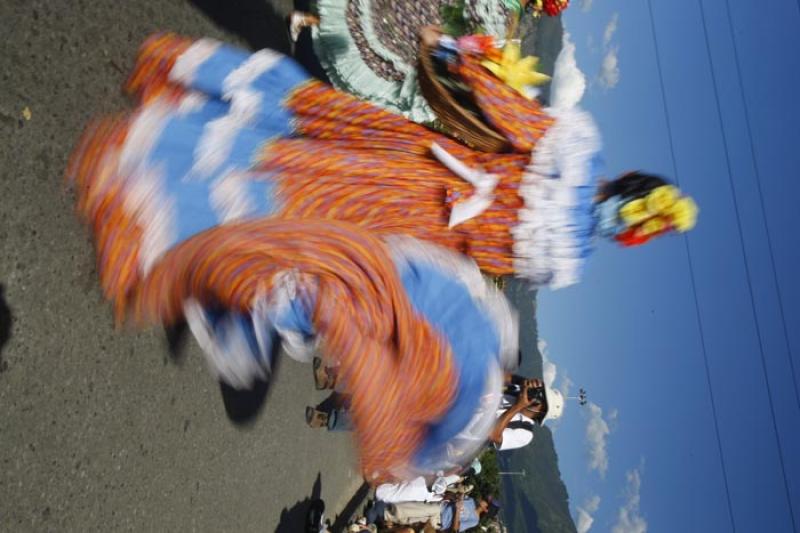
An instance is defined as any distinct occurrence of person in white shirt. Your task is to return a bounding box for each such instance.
[489,377,564,451]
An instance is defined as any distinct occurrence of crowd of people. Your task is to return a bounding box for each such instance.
[65,1,697,530]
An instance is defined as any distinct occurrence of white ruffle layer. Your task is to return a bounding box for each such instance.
[385,235,519,372]
[512,107,602,289]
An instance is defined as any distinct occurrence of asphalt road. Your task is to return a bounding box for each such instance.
[0,1,363,531]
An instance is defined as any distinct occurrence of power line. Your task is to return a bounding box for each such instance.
[696,0,798,528]
[718,0,800,410]
[644,0,737,530]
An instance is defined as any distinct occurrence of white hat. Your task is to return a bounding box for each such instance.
[543,386,564,423]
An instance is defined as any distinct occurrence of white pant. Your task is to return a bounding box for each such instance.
[375,475,461,503]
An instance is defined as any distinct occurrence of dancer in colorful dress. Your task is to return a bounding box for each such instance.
[66,33,696,480]
[70,33,697,295]
[288,0,525,122]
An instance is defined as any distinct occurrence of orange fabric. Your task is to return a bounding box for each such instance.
[263,81,534,275]
[130,218,457,481]
[457,54,555,153]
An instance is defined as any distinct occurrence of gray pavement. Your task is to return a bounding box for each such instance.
[0,1,362,531]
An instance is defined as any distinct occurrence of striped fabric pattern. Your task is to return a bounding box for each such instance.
[129,218,457,481]
[65,33,575,480]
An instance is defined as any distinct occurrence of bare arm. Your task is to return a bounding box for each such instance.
[451,496,464,532]
[489,382,536,445]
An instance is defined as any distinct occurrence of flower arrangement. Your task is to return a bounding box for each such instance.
[530,0,570,17]
[614,185,698,246]
[480,40,551,97]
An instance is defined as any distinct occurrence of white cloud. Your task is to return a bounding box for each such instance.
[550,32,587,109]
[586,402,612,477]
[579,0,593,12]
[598,46,620,88]
[538,339,557,389]
[576,495,602,533]
[612,466,648,533]
[603,13,619,47]
[559,371,574,399]
[585,494,602,513]
[576,508,595,533]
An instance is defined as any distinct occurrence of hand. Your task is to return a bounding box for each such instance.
[420,25,443,48]
[526,378,543,389]
[516,382,534,406]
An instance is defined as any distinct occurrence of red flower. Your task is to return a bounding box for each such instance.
[541,0,569,16]
[456,35,496,55]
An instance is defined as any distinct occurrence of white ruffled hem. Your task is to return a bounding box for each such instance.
[512,107,602,289]
[184,298,270,390]
[385,235,519,371]
[312,1,436,123]
[410,361,504,476]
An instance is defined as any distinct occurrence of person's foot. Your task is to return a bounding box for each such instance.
[313,356,337,390]
[306,406,329,428]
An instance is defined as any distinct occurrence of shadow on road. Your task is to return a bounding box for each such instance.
[275,472,325,533]
[218,340,284,426]
[185,0,329,80]
[164,320,190,363]
[330,481,370,533]
[188,0,292,54]
[0,284,11,373]
[162,317,282,426]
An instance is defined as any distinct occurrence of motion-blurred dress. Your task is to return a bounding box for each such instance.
[67,33,603,480]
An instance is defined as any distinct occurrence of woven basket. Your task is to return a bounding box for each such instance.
[418,39,510,153]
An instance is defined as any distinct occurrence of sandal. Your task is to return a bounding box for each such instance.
[306,406,329,428]
[313,356,329,390]
[313,357,338,390]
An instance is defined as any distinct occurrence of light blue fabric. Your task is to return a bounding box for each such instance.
[596,195,624,238]
[440,499,480,531]
[272,292,315,340]
[210,253,499,470]
[190,44,250,96]
[398,260,499,471]
[155,43,498,467]
[202,307,274,368]
[567,154,605,257]
[137,52,310,251]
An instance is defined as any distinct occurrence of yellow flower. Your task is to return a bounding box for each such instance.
[669,197,699,232]
[646,185,679,215]
[481,42,551,98]
[619,198,649,225]
[641,216,668,236]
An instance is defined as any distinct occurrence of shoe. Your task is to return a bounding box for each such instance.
[313,357,337,390]
[306,406,329,428]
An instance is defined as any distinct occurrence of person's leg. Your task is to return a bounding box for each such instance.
[327,406,354,431]
[365,501,387,525]
[288,11,321,42]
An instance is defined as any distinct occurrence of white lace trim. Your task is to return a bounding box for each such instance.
[118,101,171,177]
[265,271,318,364]
[191,88,261,178]
[169,38,221,86]
[176,92,208,115]
[221,48,283,97]
[184,298,269,390]
[210,170,258,223]
[512,107,602,289]
[408,362,503,477]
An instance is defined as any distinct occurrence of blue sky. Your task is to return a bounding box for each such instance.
[537,1,800,531]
